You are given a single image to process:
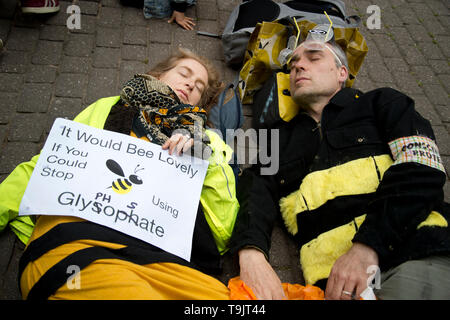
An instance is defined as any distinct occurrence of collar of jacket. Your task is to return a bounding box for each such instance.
[328,87,364,108]
[296,87,364,121]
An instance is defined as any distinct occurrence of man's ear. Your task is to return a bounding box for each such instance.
[338,65,349,83]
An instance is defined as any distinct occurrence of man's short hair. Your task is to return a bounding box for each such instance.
[328,42,349,88]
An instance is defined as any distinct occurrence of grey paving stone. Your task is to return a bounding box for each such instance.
[437,74,450,94]
[417,41,446,60]
[93,46,120,68]
[0,125,7,144]
[79,0,100,15]
[434,104,450,123]
[0,230,23,300]
[393,5,420,25]
[217,0,240,12]
[0,92,17,124]
[423,83,449,106]
[196,38,223,61]
[0,50,29,73]
[123,25,147,46]
[444,180,450,203]
[122,6,148,26]
[393,71,424,96]
[147,42,171,67]
[0,73,23,92]
[59,55,91,74]
[86,68,118,103]
[70,14,97,35]
[0,228,15,276]
[55,73,88,98]
[119,60,149,88]
[97,6,122,29]
[0,19,11,40]
[401,44,428,66]
[366,62,394,83]
[122,44,147,62]
[31,40,63,65]
[197,19,220,35]
[26,64,57,83]
[389,27,415,46]
[172,28,197,52]
[412,94,443,126]
[44,1,72,26]
[148,20,173,44]
[39,24,68,41]
[405,23,432,44]
[433,125,450,155]
[426,0,449,15]
[64,33,95,57]
[18,83,53,113]
[411,65,441,86]
[8,113,47,142]
[0,142,39,174]
[353,75,376,93]
[101,0,121,8]
[4,27,39,52]
[422,17,448,37]
[435,35,450,58]
[196,1,218,20]
[429,59,450,75]
[47,97,84,131]
[96,26,122,47]
[384,57,409,73]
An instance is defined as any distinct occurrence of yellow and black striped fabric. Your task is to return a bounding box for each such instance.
[20,216,229,300]
[279,154,448,285]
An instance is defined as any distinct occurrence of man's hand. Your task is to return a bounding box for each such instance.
[325,242,379,300]
[238,248,286,300]
[162,133,193,155]
[168,10,196,30]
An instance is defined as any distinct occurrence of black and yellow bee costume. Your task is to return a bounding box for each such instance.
[0,76,239,300]
[230,87,450,290]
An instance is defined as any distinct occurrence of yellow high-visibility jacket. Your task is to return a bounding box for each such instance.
[0,96,239,254]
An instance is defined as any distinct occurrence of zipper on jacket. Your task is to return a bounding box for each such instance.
[219,163,233,199]
[301,111,323,141]
[312,121,323,140]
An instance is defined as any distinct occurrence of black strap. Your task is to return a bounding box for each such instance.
[25,244,186,300]
[19,222,193,300]
[19,221,163,277]
[26,246,117,300]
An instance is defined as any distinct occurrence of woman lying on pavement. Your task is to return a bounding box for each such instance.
[0,48,239,300]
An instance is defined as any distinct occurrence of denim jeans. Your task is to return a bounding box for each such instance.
[143,0,196,19]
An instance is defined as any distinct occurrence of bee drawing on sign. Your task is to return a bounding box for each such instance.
[106,159,144,194]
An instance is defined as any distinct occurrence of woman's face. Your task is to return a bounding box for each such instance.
[159,58,209,106]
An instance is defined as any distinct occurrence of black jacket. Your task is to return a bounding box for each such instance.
[230,87,449,274]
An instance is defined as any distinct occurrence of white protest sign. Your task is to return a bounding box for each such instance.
[19,118,209,261]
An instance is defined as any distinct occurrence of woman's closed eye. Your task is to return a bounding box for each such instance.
[195,82,205,93]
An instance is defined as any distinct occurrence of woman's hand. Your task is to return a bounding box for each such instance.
[238,248,286,300]
[168,10,196,31]
[162,133,194,156]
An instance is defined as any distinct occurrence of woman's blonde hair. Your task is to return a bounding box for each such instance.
[147,48,224,113]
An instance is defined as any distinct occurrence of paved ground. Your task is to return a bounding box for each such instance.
[0,0,449,299]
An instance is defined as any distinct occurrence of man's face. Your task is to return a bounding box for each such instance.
[159,58,208,106]
[289,43,347,106]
